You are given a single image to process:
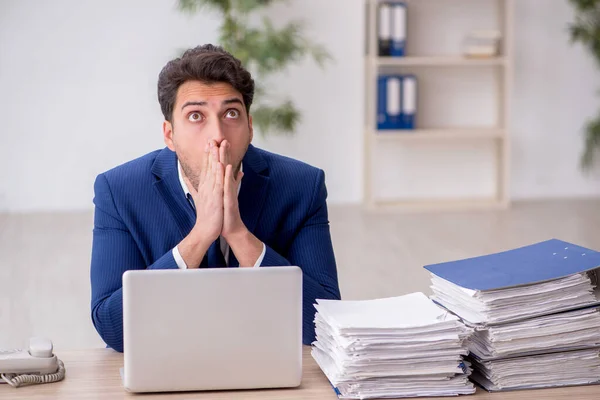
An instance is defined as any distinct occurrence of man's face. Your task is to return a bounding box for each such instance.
[163,80,253,189]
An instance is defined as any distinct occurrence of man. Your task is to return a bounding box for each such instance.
[89,44,341,352]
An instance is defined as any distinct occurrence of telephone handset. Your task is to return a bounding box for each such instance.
[0,337,66,388]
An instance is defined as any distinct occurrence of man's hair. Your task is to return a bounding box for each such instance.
[157,44,255,122]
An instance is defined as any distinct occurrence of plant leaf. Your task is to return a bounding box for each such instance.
[177,0,229,13]
[252,101,301,136]
[581,111,600,169]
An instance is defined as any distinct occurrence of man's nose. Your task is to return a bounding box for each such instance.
[210,122,226,146]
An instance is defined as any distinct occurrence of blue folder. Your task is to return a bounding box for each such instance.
[424,239,600,291]
[400,74,416,130]
[390,3,407,57]
[377,75,403,130]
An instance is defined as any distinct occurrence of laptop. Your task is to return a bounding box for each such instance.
[121,266,303,393]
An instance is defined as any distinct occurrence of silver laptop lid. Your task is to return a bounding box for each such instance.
[122,266,303,393]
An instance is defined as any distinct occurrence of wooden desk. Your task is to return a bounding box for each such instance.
[1,347,600,399]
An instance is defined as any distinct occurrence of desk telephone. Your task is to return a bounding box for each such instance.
[0,337,65,388]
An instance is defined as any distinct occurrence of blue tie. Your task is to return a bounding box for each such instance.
[186,193,195,211]
[207,238,227,268]
[187,194,227,268]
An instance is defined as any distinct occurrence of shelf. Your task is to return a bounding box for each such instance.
[363,0,514,212]
[372,128,505,141]
[367,197,509,213]
[375,56,506,67]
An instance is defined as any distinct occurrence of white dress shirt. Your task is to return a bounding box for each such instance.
[172,161,266,269]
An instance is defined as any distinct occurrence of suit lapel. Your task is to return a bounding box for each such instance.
[230,144,270,267]
[151,148,196,240]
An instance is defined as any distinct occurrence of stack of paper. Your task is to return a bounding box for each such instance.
[426,239,600,327]
[311,292,475,399]
[468,307,600,359]
[470,348,600,391]
[424,239,600,392]
[430,272,597,326]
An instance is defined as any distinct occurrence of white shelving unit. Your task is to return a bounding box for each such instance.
[364,0,514,211]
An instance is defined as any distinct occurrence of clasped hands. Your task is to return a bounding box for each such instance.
[183,139,244,243]
[178,139,263,268]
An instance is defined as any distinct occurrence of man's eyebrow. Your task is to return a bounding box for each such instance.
[181,101,207,110]
[223,98,243,106]
[180,98,243,110]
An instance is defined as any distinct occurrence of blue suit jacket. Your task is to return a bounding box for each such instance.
[90,145,341,352]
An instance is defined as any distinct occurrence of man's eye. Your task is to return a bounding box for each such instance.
[226,109,240,119]
[188,112,202,122]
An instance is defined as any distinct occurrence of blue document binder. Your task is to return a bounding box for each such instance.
[424,239,600,291]
[377,75,403,130]
[390,3,407,57]
[400,75,416,129]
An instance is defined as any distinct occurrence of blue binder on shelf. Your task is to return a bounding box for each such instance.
[400,74,416,130]
[424,239,600,292]
[377,74,417,131]
[377,74,402,130]
[390,2,407,57]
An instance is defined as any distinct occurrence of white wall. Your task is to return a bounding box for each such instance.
[0,0,219,211]
[1,0,599,212]
[511,0,600,198]
[0,0,364,212]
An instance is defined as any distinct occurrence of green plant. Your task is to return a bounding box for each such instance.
[177,0,331,135]
[568,0,600,169]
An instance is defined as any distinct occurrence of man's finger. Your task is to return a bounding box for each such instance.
[223,164,233,204]
[206,145,218,192]
[200,141,210,185]
[225,163,232,185]
[225,140,231,167]
[211,146,219,173]
[219,140,227,167]
[215,161,225,194]
[206,140,214,180]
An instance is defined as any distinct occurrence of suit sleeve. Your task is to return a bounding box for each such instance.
[260,169,341,345]
[90,173,178,352]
